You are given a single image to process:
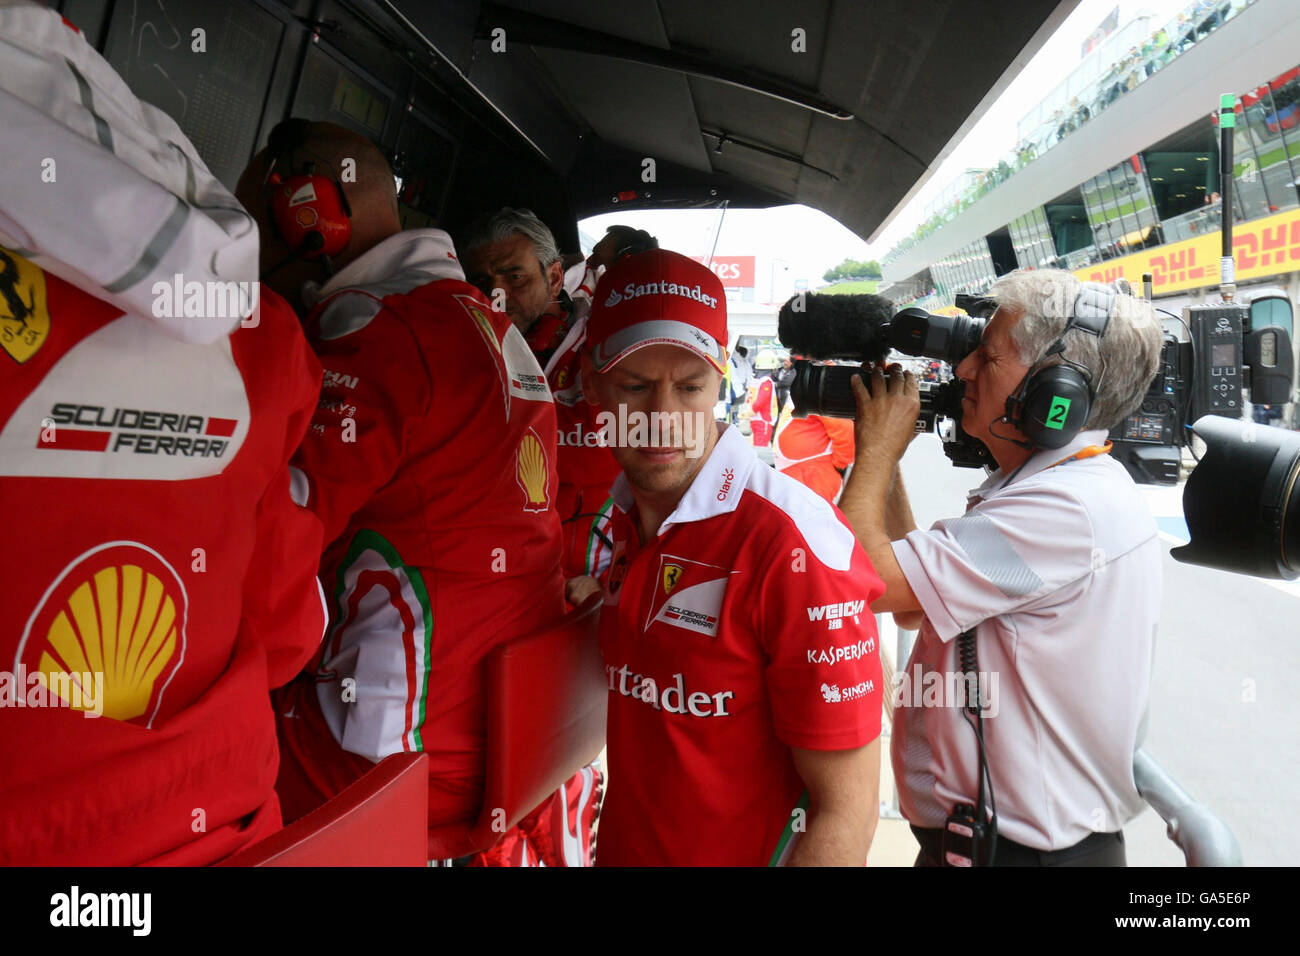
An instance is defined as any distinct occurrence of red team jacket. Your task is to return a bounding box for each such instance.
[774,414,856,504]
[0,259,326,865]
[274,231,566,827]
[545,311,624,578]
[596,425,885,865]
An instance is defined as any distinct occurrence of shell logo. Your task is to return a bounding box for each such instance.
[469,305,502,353]
[516,428,551,512]
[294,206,319,228]
[17,542,188,726]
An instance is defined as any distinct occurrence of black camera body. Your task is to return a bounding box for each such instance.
[1109,296,1294,486]
[783,293,995,469]
[1108,331,1192,485]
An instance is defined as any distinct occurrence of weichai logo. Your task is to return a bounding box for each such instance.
[37,403,237,457]
[806,599,866,630]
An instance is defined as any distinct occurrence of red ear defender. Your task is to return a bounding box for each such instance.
[269,172,352,258]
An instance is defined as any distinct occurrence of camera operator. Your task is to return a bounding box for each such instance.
[838,269,1164,866]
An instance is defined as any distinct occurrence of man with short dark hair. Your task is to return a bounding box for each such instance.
[582,249,885,866]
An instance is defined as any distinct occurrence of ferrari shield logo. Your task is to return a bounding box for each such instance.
[0,248,50,364]
[662,563,684,596]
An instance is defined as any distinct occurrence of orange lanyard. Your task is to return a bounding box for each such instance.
[1048,441,1113,469]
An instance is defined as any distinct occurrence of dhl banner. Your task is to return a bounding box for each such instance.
[1073,206,1300,294]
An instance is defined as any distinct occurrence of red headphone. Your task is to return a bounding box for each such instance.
[264,119,352,271]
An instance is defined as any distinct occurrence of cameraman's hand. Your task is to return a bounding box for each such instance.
[851,363,920,463]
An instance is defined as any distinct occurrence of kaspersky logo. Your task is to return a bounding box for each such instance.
[808,637,875,667]
[15,542,188,726]
[38,403,237,458]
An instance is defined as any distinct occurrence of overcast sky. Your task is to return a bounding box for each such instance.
[581,0,1197,292]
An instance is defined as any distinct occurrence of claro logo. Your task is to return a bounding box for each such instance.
[716,468,735,501]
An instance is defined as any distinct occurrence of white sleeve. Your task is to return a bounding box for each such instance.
[891,481,1096,642]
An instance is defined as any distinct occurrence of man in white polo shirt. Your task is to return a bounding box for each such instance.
[838,270,1164,866]
[581,249,886,866]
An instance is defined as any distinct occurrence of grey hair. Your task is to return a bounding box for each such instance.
[987,268,1162,430]
[461,207,561,269]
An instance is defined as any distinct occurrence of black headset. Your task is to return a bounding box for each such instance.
[998,281,1122,451]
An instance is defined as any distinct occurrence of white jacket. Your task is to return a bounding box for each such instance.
[0,1,257,345]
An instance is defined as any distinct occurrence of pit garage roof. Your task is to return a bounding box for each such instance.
[375,0,1079,241]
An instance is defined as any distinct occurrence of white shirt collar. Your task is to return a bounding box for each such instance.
[968,429,1111,504]
[301,228,463,307]
[610,423,755,538]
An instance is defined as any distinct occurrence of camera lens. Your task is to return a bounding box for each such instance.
[889,309,986,366]
[1171,416,1300,579]
[790,362,860,419]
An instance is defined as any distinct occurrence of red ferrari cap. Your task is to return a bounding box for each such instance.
[587,249,728,373]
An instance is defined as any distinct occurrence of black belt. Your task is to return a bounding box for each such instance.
[910,824,1125,867]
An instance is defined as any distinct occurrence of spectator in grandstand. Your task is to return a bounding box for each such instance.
[462,211,657,582]
[581,249,884,866]
[838,270,1164,866]
[236,124,598,867]
[0,4,326,864]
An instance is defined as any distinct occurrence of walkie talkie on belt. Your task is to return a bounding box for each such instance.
[942,628,998,866]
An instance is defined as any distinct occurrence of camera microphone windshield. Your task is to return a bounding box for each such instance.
[777,293,894,362]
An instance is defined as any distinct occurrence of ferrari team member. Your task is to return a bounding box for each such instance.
[749,373,776,446]
[235,122,595,866]
[582,250,885,866]
[463,212,657,582]
[0,5,325,865]
[774,411,856,503]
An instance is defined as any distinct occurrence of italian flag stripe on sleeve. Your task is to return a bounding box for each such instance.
[584,495,616,577]
[767,790,811,866]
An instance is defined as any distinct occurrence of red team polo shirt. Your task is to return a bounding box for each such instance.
[596,424,885,866]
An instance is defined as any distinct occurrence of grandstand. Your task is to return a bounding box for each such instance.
[880,0,1300,346]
